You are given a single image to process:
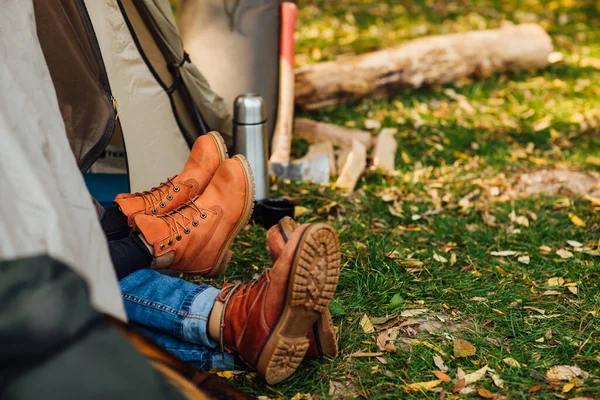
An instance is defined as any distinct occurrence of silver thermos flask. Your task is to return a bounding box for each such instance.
[233,93,269,201]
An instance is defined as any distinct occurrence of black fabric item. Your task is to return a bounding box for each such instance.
[0,255,184,399]
[101,205,131,241]
[109,232,153,280]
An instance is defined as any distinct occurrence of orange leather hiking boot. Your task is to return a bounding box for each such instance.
[217,223,341,385]
[115,131,228,227]
[133,155,254,276]
[266,217,338,360]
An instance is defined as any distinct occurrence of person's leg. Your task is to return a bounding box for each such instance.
[134,325,235,370]
[109,231,153,279]
[119,269,222,349]
[100,206,130,241]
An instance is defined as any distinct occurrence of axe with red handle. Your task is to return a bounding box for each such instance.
[269,2,298,165]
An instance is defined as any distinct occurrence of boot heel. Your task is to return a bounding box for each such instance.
[291,224,340,313]
[264,336,310,385]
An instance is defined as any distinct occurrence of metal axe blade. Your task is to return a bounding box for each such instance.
[269,152,331,183]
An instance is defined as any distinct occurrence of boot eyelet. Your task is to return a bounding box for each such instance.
[173,186,180,192]
[192,220,199,227]
[200,212,207,219]
[168,240,173,246]
[167,194,173,201]
[151,209,158,215]
[176,235,182,241]
[160,202,166,208]
[160,244,165,250]
[184,228,191,234]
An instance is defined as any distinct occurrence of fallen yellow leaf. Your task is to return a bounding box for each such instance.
[359,314,374,334]
[495,266,509,276]
[453,339,476,358]
[503,357,522,368]
[562,382,575,393]
[294,206,311,217]
[568,213,586,227]
[403,380,441,392]
[548,277,565,287]
[492,308,506,315]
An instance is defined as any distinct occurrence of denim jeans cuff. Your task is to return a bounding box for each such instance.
[211,352,236,370]
[181,286,221,348]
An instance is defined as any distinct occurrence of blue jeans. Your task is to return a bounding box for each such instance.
[119,269,236,370]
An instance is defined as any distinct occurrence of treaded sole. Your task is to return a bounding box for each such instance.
[257,223,340,385]
[275,218,338,359]
[207,131,229,161]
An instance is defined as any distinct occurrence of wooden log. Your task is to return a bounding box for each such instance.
[294,118,373,149]
[301,142,337,177]
[336,139,367,191]
[295,23,552,110]
[371,128,398,173]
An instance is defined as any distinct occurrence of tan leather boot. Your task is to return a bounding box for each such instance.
[218,223,341,385]
[134,155,254,276]
[115,131,228,227]
[266,217,338,360]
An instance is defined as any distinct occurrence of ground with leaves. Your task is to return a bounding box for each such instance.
[190,1,600,398]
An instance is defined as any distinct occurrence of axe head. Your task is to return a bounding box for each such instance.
[269,152,330,183]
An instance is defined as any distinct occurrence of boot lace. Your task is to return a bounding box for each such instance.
[133,175,191,215]
[218,271,272,354]
[157,198,208,246]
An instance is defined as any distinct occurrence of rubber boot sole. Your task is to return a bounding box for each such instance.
[275,217,338,358]
[207,131,229,162]
[256,223,340,385]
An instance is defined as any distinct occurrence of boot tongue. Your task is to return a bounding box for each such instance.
[134,214,170,245]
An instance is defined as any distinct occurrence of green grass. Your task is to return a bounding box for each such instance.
[190,1,600,398]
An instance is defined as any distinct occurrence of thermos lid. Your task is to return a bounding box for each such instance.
[233,93,266,125]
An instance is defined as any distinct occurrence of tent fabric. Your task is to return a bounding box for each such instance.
[117,0,207,147]
[178,0,281,142]
[134,0,232,145]
[0,0,126,320]
[83,0,192,192]
[33,0,116,173]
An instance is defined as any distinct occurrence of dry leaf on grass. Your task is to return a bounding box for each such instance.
[488,369,505,389]
[556,249,573,259]
[360,314,374,333]
[433,252,448,263]
[433,355,448,372]
[453,339,476,357]
[567,240,583,248]
[490,250,517,257]
[509,210,529,227]
[503,357,521,368]
[400,309,428,317]
[478,387,506,399]
[567,286,578,295]
[568,213,586,227]
[403,380,441,392]
[539,245,552,254]
[548,277,565,287]
[432,370,452,382]
[546,365,589,382]
[329,380,361,398]
[294,206,311,217]
[518,255,531,264]
[562,382,576,393]
[463,365,489,385]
